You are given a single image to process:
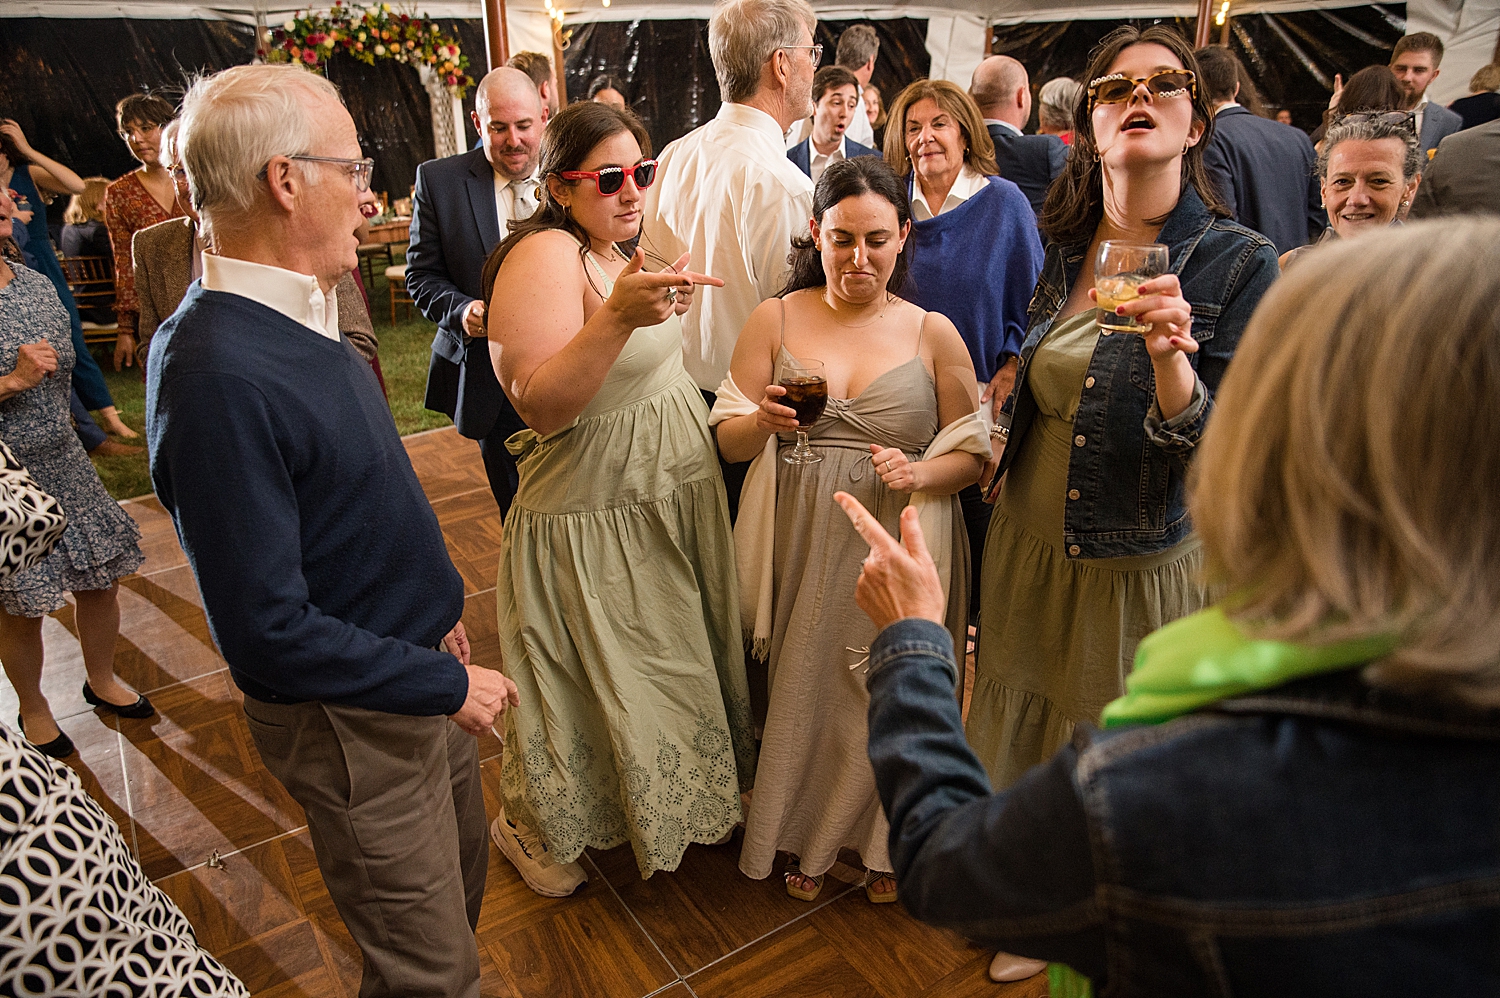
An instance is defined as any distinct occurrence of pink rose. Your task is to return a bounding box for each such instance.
[302,48,318,64]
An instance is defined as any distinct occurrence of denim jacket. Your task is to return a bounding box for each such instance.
[867,618,1500,997]
[995,187,1279,558]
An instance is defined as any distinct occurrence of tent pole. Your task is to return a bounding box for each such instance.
[1194,0,1213,48]
[553,21,568,108]
[1220,14,1230,46]
[483,0,510,71]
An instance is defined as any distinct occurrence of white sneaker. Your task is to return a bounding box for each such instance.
[490,806,587,898]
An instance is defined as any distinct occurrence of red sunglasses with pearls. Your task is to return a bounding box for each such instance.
[560,159,658,196]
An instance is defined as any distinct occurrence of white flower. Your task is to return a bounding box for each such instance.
[283,18,296,30]
[374,43,386,55]
[450,46,460,58]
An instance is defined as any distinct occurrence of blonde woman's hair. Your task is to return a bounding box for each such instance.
[1470,63,1500,94]
[708,0,817,105]
[882,78,999,178]
[177,64,342,240]
[1190,218,1500,705]
[63,176,110,225]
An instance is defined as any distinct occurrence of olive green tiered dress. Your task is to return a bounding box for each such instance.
[495,257,756,879]
[967,311,1213,790]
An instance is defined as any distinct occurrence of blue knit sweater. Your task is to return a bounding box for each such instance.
[146,286,468,715]
[902,176,1044,382]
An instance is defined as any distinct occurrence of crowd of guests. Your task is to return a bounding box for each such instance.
[1,1,1498,995]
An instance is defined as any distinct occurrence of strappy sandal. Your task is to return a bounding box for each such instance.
[784,860,824,902]
[865,871,898,904]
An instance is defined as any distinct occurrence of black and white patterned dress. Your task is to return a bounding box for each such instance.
[0,263,142,617]
[0,724,250,996]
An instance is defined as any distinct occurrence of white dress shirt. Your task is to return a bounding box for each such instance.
[1413,98,1428,139]
[910,164,990,221]
[642,102,815,389]
[201,253,340,342]
[494,170,540,237]
[809,135,849,184]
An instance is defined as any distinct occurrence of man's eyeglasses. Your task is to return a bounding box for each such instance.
[1088,69,1197,109]
[560,159,659,196]
[1334,110,1417,134]
[781,43,823,65]
[258,155,377,192]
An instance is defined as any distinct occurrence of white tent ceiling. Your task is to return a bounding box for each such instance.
[5,0,1495,99]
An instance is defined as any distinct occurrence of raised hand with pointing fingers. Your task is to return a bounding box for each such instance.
[834,492,945,630]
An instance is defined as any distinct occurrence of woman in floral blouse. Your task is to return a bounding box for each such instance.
[103,93,183,374]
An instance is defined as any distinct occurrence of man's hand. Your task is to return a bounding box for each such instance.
[441,621,471,666]
[463,299,486,338]
[834,492,945,631]
[448,664,520,736]
[979,355,1019,422]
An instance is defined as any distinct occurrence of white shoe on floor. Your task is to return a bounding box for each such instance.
[490,806,587,898]
[988,951,1047,982]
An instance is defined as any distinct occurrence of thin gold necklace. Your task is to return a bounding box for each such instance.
[590,245,623,265]
[822,290,893,328]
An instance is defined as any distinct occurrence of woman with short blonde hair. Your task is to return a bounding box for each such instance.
[1195,217,1500,703]
[63,177,109,226]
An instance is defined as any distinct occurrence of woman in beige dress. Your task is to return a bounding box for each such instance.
[714,156,986,904]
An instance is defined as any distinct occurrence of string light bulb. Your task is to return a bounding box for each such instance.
[1216,1,1231,26]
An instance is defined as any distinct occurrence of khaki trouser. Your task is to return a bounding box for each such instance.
[242,697,487,998]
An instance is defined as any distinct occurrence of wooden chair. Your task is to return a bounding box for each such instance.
[358,242,394,286]
[59,256,119,345]
[386,264,413,324]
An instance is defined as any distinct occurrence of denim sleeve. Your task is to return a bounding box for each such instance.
[1140,237,1279,456]
[866,620,1106,976]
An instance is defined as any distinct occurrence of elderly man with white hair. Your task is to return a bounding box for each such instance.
[145,64,519,998]
[641,0,818,518]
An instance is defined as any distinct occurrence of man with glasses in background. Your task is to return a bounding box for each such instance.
[641,0,818,520]
[147,63,519,998]
[408,66,547,518]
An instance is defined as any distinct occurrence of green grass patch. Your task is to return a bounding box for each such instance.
[88,256,452,501]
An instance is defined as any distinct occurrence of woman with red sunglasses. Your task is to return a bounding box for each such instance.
[478,101,754,894]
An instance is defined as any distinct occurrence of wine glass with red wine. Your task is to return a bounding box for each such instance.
[779,358,828,466]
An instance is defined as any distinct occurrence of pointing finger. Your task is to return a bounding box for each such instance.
[834,491,902,555]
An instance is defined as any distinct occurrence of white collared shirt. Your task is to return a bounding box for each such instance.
[1413,98,1428,138]
[983,118,1024,137]
[642,102,815,389]
[493,170,539,237]
[201,253,340,342]
[910,164,989,221]
[847,84,877,148]
[809,135,848,184]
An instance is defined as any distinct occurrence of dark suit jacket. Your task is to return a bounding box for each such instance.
[406,147,523,441]
[985,123,1066,220]
[1449,92,1500,131]
[786,136,880,178]
[1202,105,1323,255]
[1408,117,1500,219]
[1419,101,1464,159]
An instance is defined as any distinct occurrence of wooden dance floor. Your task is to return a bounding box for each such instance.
[2,426,1044,998]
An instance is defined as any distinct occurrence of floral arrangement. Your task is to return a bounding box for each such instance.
[262,1,474,98]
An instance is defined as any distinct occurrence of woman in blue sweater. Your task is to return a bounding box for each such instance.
[882,79,1044,626]
[969,26,1278,982]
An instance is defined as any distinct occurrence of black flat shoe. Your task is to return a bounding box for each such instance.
[82,682,155,719]
[17,713,75,759]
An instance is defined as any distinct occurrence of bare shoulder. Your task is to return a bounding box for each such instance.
[916,307,965,354]
[495,229,586,284]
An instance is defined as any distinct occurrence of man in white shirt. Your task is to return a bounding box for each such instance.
[787,66,880,182]
[408,67,546,518]
[641,0,818,514]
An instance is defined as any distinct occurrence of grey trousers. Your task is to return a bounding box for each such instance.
[242,697,487,998]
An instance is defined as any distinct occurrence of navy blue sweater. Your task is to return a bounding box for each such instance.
[146,285,468,715]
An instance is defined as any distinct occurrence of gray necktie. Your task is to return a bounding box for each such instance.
[511,178,539,221]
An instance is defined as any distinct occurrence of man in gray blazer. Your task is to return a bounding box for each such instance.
[1408,117,1500,218]
[1391,32,1463,159]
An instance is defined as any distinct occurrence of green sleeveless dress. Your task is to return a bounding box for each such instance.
[495,253,756,878]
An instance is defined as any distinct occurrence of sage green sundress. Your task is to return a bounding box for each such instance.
[495,253,756,878]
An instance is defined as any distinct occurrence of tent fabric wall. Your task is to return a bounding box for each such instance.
[1408,0,1500,103]
[561,16,931,153]
[990,5,1410,131]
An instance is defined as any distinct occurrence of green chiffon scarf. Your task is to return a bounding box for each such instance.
[1045,605,1395,997]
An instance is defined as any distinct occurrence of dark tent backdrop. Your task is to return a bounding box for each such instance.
[561,16,931,155]
[991,4,1407,132]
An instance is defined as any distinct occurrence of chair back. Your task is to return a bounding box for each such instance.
[59,256,115,307]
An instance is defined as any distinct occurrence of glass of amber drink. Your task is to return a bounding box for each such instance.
[1095,241,1168,332]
